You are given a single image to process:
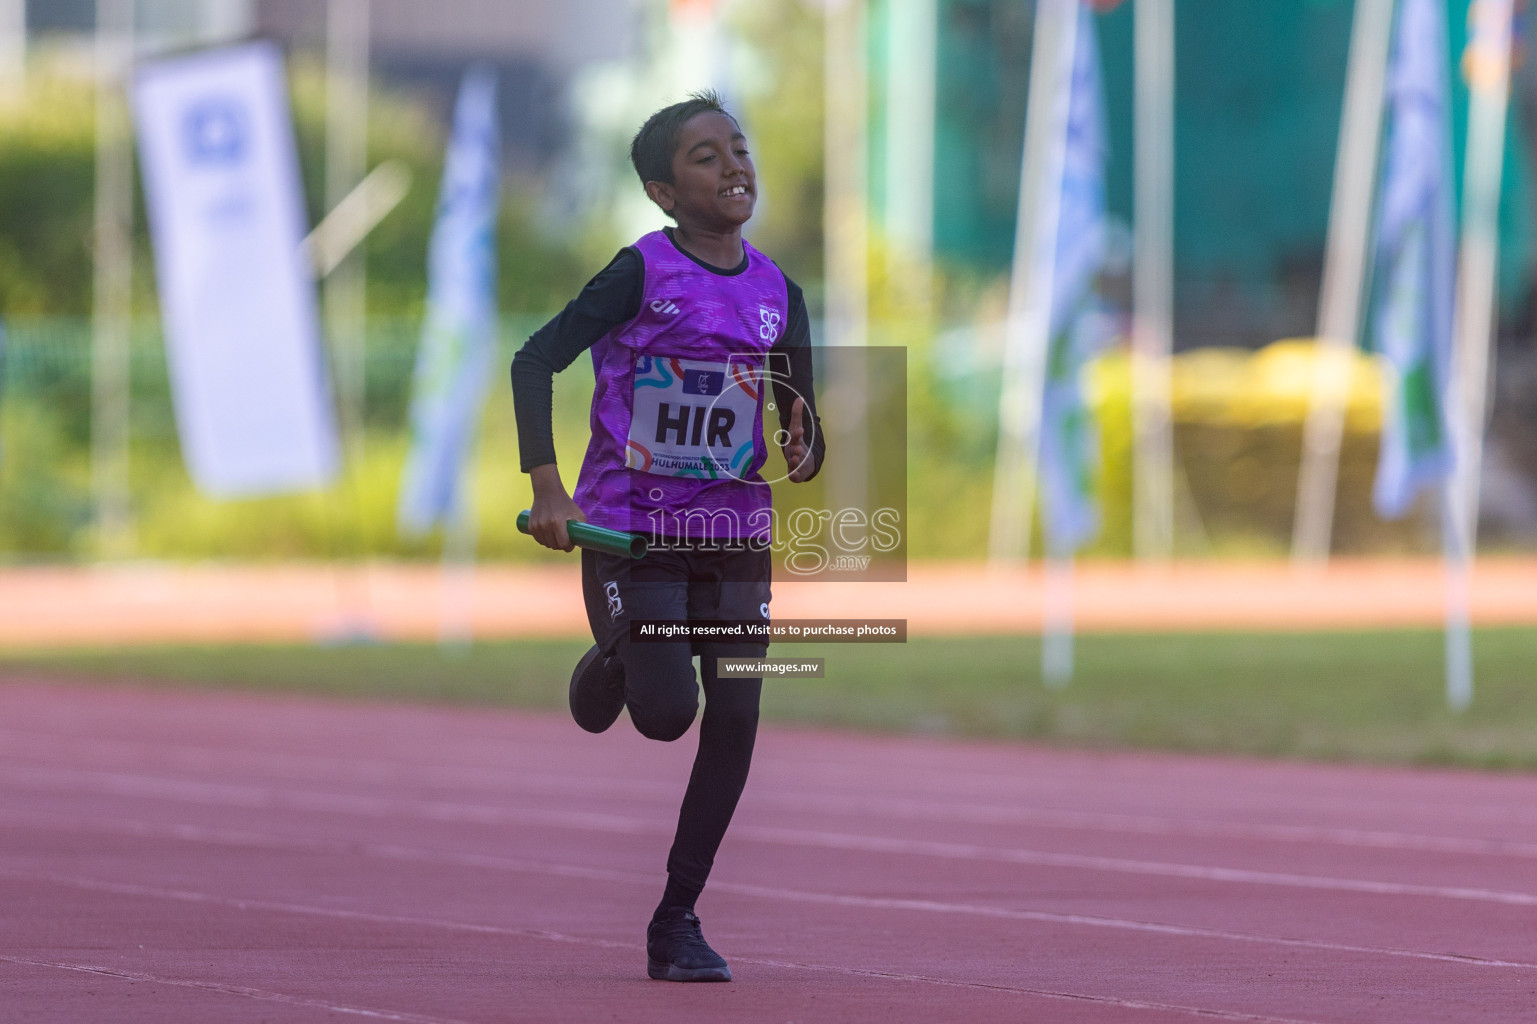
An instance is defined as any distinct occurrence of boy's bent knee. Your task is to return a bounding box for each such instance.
[629,700,698,742]
[619,642,698,741]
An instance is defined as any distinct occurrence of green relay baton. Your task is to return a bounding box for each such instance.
[517,510,648,559]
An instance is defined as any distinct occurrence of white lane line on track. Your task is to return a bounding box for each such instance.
[2,818,1534,973]
[0,874,1334,1024]
[716,882,1537,970]
[731,823,1537,908]
[0,766,659,834]
[7,745,1537,863]
[770,791,1537,860]
[0,953,475,1024]
[0,731,676,801]
[8,771,1537,910]
[745,959,1328,1024]
[8,724,1537,836]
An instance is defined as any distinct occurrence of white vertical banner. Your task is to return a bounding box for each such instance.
[1371,0,1454,521]
[397,66,500,536]
[988,0,1077,566]
[134,42,339,497]
[1039,3,1109,557]
[399,66,499,648]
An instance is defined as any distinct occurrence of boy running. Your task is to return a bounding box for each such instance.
[510,91,824,982]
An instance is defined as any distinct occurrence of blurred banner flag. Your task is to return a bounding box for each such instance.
[1371,0,1455,519]
[397,66,500,535]
[1039,3,1110,552]
[668,0,727,97]
[133,43,339,497]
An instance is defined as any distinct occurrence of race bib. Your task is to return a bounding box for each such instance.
[626,355,762,479]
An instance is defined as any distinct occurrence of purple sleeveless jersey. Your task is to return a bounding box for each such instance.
[572,231,789,542]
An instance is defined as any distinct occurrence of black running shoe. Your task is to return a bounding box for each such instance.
[646,908,732,982]
[569,644,626,734]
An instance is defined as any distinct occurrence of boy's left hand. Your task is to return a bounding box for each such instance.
[783,397,817,483]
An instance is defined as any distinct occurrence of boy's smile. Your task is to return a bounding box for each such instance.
[647,111,757,235]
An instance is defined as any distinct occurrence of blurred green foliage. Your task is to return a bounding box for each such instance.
[0,315,573,562]
[0,46,1444,565]
[0,75,98,315]
[0,57,589,318]
[0,321,1437,563]
[733,0,825,301]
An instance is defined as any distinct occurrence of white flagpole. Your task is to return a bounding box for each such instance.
[325,0,369,460]
[824,0,869,519]
[825,0,868,354]
[322,0,374,639]
[0,0,24,94]
[1042,540,1074,686]
[884,0,936,312]
[1132,0,1175,563]
[92,0,135,559]
[988,0,1077,566]
[1292,0,1395,565]
[1445,0,1515,712]
[439,478,480,651]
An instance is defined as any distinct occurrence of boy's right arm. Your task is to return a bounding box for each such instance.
[527,464,585,552]
[510,248,643,551]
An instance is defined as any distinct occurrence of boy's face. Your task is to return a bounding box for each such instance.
[646,111,756,229]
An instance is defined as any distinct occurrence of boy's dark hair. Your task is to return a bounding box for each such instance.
[630,90,739,186]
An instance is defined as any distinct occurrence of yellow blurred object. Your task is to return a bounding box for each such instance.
[1080,339,1402,557]
[1088,338,1384,432]
[1166,339,1383,430]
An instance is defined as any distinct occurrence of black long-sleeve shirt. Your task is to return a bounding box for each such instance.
[510,230,825,479]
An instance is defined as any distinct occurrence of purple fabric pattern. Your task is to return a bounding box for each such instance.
[573,231,789,542]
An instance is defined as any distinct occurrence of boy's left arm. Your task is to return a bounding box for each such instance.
[770,280,825,482]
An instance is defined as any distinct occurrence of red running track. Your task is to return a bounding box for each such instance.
[2,679,1536,1023]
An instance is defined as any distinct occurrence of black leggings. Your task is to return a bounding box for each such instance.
[626,642,761,899]
[584,547,768,902]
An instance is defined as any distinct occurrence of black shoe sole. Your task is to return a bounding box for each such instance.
[647,958,732,982]
[569,645,625,734]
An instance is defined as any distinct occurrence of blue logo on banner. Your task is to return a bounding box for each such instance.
[682,369,724,396]
[184,99,247,164]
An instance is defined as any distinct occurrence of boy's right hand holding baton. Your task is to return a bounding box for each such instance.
[526,463,586,553]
